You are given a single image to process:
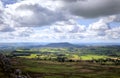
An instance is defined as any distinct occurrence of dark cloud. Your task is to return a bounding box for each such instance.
[62,0,120,18]
[0,25,14,32]
[12,3,68,27]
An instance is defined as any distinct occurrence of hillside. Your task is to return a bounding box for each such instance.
[44,42,80,48]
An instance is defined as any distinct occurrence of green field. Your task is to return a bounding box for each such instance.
[1,46,120,78]
[12,58,120,78]
[19,54,108,61]
[80,55,107,60]
[14,46,120,59]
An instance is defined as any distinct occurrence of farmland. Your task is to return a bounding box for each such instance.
[11,58,120,78]
[0,43,120,78]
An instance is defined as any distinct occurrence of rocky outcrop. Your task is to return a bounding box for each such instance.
[0,53,32,78]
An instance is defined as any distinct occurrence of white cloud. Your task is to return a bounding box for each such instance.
[111,15,120,22]
[51,20,86,33]
[1,16,120,42]
[88,19,110,31]
[0,1,3,9]
[106,27,120,39]
[0,0,120,42]
[4,0,69,27]
[0,1,4,27]
[12,27,33,37]
[0,1,14,32]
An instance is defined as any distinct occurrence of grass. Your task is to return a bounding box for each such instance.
[45,76,63,78]
[12,58,120,78]
[19,54,37,58]
[19,53,108,61]
[0,68,9,78]
[80,55,107,60]
[21,60,74,73]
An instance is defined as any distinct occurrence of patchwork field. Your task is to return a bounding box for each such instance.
[0,44,120,78]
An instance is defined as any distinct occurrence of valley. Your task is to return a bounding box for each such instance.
[0,42,120,78]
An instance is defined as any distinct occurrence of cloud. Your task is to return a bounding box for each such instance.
[0,27,34,42]
[50,18,120,41]
[0,1,3,9]
[11,27,33,37]
[0,0,70,33]
[111,15,120,22]
[0,1,4,25]
[0,1,14,32]
[62,0,120,18]
[1,17,120,42]
[88,19,110,31]
[0,25,14,32]
[51,20,86,33]
[0,0,120,42]
[4,0,69,27]
[106,27,120,39]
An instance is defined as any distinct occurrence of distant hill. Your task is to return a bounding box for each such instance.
[1,42,120,49]
[44,42,80,48]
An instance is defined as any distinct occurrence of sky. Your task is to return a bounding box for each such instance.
[0,0,120,43]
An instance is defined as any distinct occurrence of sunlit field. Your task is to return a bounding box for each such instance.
[0,44,120,78]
